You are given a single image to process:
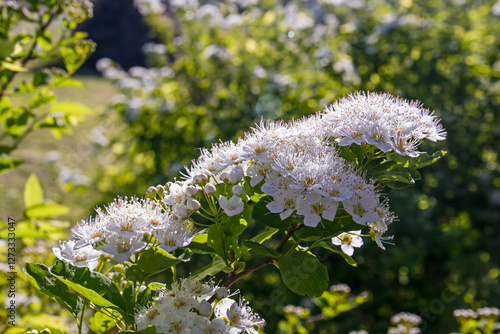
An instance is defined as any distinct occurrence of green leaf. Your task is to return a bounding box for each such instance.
[1,60,27,72]
[242,240,281,258]
[337,146,357,162]
[33,70,52,87]
[222,216,248,236]
[207,225,239,259]
[278,251,329,298]
[50,261,129,321]
[375,169,414,185]
[314,241,358,267]
[53,77,85,89]
[118,327,157,334]
[50,101,94,115]
[0,40,15,58]
[414,150,447,169]
[187,241,212,254]
[59,40,95,75]
[24,263,83,318]
[24,173,43,208]
[190,256,227,281]
[89,311,117,334]
[252,197,293,229]
[148,282,166,291]
[25,203,69,219]
[29,91,56,109]
[0,154,22,174]
[125,247,183,281]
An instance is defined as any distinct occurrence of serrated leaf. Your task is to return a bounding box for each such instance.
[24,263,83,318]
[50,261,130,322]
[242,240,281,258]
[24,173,43,208]
[278,251,329,297]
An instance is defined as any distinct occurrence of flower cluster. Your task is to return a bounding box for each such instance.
[454,307,500,323]
[388,312,422,334]
[53,197,196,267]
[322,92,446,157]
[136,278,264,334]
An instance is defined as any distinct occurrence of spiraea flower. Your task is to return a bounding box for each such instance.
[215,297,265,334]
[71,216,107,248]
[53,240,102,270]
[219,195,245,217]
[98,233,147,263]
[332,231,364,256]
[322,92,446,157]
[136,278,263,334]
[153,222,196,253]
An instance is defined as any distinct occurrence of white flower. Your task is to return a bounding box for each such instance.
[53,240,101,270]
[98,233,146,263]
[219,195,245,217]
[215,297,265,334]
[136,305,161,331]
[204,183,217,194]
[71,216,107,248]
[295,193,339,227]
[332,231,364,256]
[232,184,243,197]
[187,198,201,211]
[322,92,446,157]
[153,223,196,253]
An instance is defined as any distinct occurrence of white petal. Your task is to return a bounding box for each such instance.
[341,244,354,256]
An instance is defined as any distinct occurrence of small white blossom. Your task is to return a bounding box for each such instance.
[53,240,102,270]
[332,231,364,256]
[219,195,245,217]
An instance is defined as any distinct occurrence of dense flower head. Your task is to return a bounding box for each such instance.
[322,91,446,157]
[136,278,264,334]
[55,196,196,267]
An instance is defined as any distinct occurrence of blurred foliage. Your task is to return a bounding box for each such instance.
[95,0,500,332]
[0,1,95,333]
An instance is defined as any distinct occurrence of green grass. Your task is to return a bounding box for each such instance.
[0,74,117,223]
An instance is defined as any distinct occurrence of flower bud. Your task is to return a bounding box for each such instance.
[185,185,199,197]
[220,171,230,182]
[40,329,51,334]
[204,183,216,194]
[173,204,188,219]
[145,186,157,198]
[187,198,201,211]
[156,185,165,196]
[215,287,228,299]
[193,173,209,184]
[232,184,243,197]
[229,166,244,183]
[198,299,213,316]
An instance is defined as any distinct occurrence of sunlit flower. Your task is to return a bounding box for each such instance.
[53,240,102,270]
[332,231,364,256]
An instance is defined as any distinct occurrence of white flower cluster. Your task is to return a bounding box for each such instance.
[454,307,500,322]
[53,197,196,268]
[388,312,422,334]
[323,92,446,157]
[136,278,264,334]
[174,93,436,252]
